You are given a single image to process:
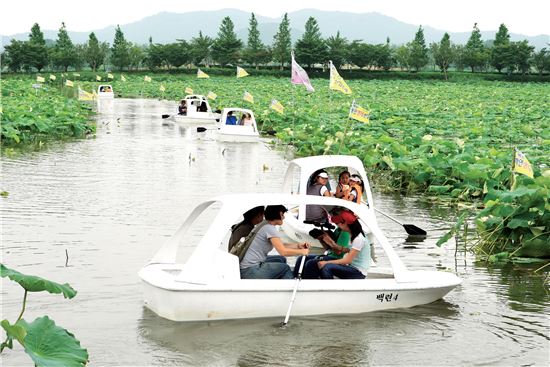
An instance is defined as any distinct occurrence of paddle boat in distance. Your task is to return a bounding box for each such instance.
[97,84,114,98]
[281,155,426,248]
[170,95,220,124]
[215,108,260,143]
[138,193,462,322]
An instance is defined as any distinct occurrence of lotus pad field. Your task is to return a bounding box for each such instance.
[2,73,549,256]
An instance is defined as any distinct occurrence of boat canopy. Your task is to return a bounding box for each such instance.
[148,193,409,284]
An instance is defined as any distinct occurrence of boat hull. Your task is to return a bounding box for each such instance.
[140,266,461,321]
[216,132,260,143]
[171,114,219,124]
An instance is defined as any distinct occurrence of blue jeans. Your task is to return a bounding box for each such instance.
[266,255,286,264]
[241,262,293,279]
[294,255,337,279]
[320,263,365,279]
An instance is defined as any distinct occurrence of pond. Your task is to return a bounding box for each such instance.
[1,98,548,366]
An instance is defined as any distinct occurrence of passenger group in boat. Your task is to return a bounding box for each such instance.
[239,205,311,279]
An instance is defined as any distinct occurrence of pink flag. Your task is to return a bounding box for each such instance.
[291,52,314,92]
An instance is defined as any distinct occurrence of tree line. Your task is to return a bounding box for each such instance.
[2,15,550,77]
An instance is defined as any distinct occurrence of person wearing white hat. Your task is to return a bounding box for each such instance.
[349,174,364,204]
[305,170,332,222]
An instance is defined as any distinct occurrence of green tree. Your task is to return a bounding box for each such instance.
[52,22,76,71]
[272,13,292,69]
[111,25,130,70]
[128,43,145,70]
[294,16,327,69]
[164,42,189,68]
[85,32,106,72]
[408,26,428,71]
[243,13,270,69]
[146,37,163,69]
[453,44,466,71]
[512,40,534,75]
[532,48,548,76]
[394,44,410,71]
[464,23,487,72]
[374,39,393,71]
[211,17,242,66]
[348,41,370,69]
[189,31,213,66]
[326,31,349,69]
[3,40,25,72]
[100,42,111,71]
[27,23,49,72]
[73,44,86,70]
[491,24,511,73]
[432,32,454,80]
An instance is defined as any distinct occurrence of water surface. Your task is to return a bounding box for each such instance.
[1,98,548,366]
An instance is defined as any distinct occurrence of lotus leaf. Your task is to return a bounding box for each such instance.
[14,316,88,367]
[0,264,76,298]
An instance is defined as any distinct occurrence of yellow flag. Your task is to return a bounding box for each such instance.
[185,87,193,94]
[49,74,56,81]
[243,91,254,103]
[236,66,249,78]
[159,84,166,92]
[72,73,80,77]
[329,61,352,95]
[96,75,102,81]
[348,100,370,123]
[36,76,45,83]
[121,74,127,82]
[197,69,210,79]
[78,87,95,101]
[108,73,114,79]
[513,149,534,178]
[207,91,217,100]
[270,99,284,114]
[65,80,74,87]
[144,76,152,82]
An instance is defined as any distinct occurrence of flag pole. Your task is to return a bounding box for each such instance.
[510,147,517,190]
[328,61,333,139]
[337,100,354,154]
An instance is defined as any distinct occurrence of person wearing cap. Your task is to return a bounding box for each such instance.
[348,174,364,204]
[305,170,332,222]
[240,205,311,279]
[316,209,371,279]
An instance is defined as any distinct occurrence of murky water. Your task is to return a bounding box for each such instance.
[1,99,548,366]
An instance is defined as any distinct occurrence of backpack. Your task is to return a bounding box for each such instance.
[229,220,268,262]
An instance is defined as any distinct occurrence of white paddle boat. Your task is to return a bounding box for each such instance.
[169,95,220,124]
[138,193,461,322]
[215,108,260,143]
[281,155,427,247]
[97,84,114,98]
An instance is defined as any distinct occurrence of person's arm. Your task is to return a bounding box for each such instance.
[318,249,359,268]
[320,186,332,197]
[320,233,349,254]
[270,237,309,256]
[335,184,343,198]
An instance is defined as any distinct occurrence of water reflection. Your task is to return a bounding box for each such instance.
[138,300,461,366]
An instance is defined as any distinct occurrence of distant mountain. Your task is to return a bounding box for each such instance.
[2,9,548,50]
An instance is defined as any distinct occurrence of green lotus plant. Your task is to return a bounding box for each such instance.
[0,264,88,366]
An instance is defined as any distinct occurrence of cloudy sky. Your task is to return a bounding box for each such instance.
[3,0,549,36]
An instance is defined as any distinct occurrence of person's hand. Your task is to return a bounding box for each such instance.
[318,261,326,269]
[302,248,310,256]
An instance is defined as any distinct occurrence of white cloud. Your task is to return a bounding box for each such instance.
[2,0,549,36]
